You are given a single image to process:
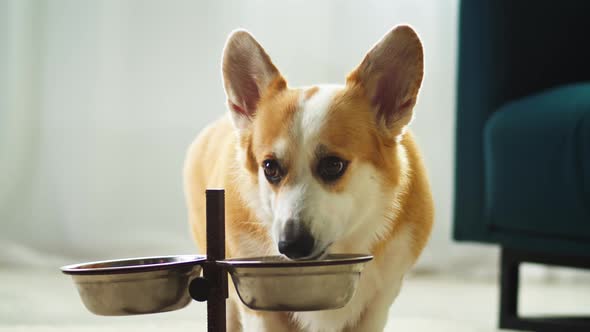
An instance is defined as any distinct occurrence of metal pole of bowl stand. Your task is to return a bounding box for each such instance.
[205,189,227,332]
[188,189,228,331]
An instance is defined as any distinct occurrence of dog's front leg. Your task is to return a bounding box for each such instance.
[226,297,243,332]
[240,308,295,332]
[344,278,403,332]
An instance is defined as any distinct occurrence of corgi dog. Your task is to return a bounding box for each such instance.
[184,25,433,332]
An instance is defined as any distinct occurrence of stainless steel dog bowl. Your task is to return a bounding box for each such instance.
[218,254,372,311]
[61,255,206,315]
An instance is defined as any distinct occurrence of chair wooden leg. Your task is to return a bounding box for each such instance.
[499,247,590,332]
[499,248,519,327]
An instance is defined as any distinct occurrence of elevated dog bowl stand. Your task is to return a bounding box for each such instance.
[61,189,371,332]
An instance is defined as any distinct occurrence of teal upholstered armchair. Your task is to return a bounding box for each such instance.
[453,1,590,331]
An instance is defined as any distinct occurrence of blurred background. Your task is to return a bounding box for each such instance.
[1,1,588,331]
[1,0,466,270]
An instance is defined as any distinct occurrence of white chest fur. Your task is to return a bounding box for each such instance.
[291,224,415,332]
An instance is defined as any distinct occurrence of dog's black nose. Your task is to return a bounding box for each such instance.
[278,219,315,259]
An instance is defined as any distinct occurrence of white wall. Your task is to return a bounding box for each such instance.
[2,0,495,272]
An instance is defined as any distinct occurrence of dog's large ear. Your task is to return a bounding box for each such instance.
[347,25,424,138]
[222,29,286,130]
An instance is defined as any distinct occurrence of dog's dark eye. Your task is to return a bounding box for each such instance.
[317,156,348,182]
[262,159,282,184]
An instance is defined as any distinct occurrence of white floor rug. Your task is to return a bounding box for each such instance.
[2,267,589,331]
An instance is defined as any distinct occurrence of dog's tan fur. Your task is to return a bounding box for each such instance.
[184,25,433,331]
